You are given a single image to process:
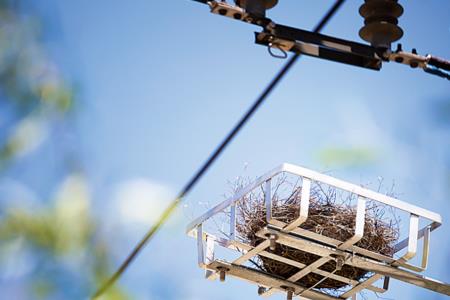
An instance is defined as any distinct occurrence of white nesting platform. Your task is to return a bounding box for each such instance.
[186,163,450,299]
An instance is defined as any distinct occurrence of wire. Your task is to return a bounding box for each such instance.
[427,55,450,72]
[92,0,346,298]
[424,66,450,80]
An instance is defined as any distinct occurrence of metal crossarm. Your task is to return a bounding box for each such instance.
[254,28,382,70]
[191,1,450,80]
[203,1,383,70]
[187,163,450,299]
[193,1,382,70]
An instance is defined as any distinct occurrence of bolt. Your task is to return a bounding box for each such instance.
[258,286,266,295]
[218,8,227,15]
[217,267,228,282]
[394,56,404,63]
[287,290,293,300]
[219,270,226,282]
[268,233,278,251]
[412,48,418,55]
[233,13,242,20]
[396,43,403,53]
[335,256,345,271]
[280,286,294,299]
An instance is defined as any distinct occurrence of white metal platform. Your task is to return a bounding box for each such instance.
[186,163,450,299]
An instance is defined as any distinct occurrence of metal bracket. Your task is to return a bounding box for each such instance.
[203,1,384,70]
[255,24,382,70]
[187,163,449,299]
[193,1,450,79]
[209,1,272,27]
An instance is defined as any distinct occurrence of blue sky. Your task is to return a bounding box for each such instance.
[14,0,450,299]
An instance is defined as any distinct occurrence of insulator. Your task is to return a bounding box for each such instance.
[359,0,404,50]
[234,0,278,17]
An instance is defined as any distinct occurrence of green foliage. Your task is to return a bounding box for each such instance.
[0,1,75,169]
[0,175,130,298]
[0,2,128,298]
[318,146,378,168]
[0,4,73,113]
[0,176,91,255]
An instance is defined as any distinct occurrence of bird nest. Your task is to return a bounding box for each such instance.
[233,177,399,292]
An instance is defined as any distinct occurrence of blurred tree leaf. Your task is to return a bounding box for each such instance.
[0,174,130,299]
[0,1,75,168]
[318,146,378,168]
[0,115,48,168]
[0,1,128,298]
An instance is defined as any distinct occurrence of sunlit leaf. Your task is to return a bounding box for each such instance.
[318,146,378,168]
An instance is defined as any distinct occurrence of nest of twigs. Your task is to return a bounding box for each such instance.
[235,178,399,292]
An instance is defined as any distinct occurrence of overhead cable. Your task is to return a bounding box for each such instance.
[92,0,346,298]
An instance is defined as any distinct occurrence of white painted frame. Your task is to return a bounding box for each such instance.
[187,163,448,299]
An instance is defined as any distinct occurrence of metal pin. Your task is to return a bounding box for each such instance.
[269,234,278,250]
[287,289,293,300]
[217,267,227,282]
[335,256,345,271]
[218,8,227,15]
[219,270,226,282]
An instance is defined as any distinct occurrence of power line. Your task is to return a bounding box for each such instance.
[92,0,346,298]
